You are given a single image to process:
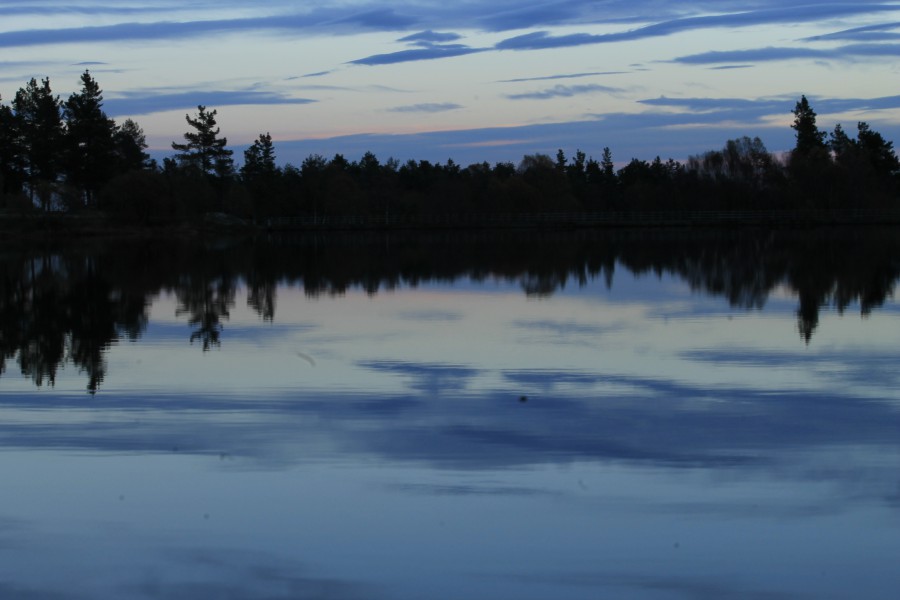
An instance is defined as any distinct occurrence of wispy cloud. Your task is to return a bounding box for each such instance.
[299,70,333,78]
[0,4,162,18]
[495,4,900,51]
[0,8,414,49]
[350,45,484,66]
[507,84,622,100]
[803,21,900,42]
[327,8,418,29]
[263,110,797,167]
[673,43,900,64]
[104,89,316,116]
[638,96,790,113]
[398,30,463,45]
[639,94,900,118]
[257,90,900,165]
[475,1,595,32]
[708,64,753,70]
[388,103,463,113]
[4,2,900,70]
[498,71,627,83]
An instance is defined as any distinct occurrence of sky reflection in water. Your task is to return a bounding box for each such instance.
[1,232,899,599]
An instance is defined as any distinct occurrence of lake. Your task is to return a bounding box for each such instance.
[1,228,899,599]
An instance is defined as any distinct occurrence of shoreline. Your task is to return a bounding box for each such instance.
[3,207,900,242]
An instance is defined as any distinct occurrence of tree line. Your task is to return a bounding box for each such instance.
[1,72,898,224]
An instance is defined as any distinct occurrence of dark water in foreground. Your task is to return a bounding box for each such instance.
[1,229,899,599]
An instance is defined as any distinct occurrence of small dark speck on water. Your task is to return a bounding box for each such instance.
[519,395,528,403]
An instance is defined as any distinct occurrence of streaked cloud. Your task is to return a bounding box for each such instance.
[3,1,899,167]
[328,8,418,29]
[350,45,484,66]
[399,30,463,45]
[247,111,793,167]
[233,89,900,167]
[475,1,595,32]
[803,21,900,42]
[506,84,623,101]
[388,103,463,113]
[708,65,754,70]
[673,43,900,64]
[3,3,895,53]
[639,94,900,116]
[498,71,627,83]
[0,4,162,18]
[495,4,900,52]
[0,9,409,49]
[638,96,790,113]
[104,89,316,116]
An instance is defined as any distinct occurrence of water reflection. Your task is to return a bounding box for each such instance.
[1,229,899,599]
[2,228,898,393]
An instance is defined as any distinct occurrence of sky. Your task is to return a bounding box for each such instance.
[2,1,900,167]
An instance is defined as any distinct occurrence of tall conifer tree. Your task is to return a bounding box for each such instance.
[791,95,827,157]
[172,105,233,178]
[63,71,116,206]
[13,78,63,205]
[0,97,26,197]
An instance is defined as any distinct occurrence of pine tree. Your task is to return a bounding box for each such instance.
[240,132,277,182]
[113,118,151,173]
[13,78,63,204]
[63,71,116,207]
[240,132,280,219]
[172,105,233,179]
[0,96,26,197]
[829,123,854,164]
[600,147,615,180]
[791,95,827,157]
[855,121,899,178]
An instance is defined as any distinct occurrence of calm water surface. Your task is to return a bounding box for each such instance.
[1,230,899,599]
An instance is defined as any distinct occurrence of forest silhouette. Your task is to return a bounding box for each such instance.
[1,72,898,225]
[1,229,898,392]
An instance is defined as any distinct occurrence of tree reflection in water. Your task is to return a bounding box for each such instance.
[1,228,897,391]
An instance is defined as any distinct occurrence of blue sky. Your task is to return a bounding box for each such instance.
[2,0,900,166]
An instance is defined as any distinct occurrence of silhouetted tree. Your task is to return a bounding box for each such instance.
[788,96,832,206]
[13,78,64,207]
[0,96,26,200]
[829,121,899,206]
[172,105,233,179]
[99,169,171,223]
[299,154,328,220]
[241,132,281,219]
[113,118,150,173]
[600,147,615,180]
[241,132,277,181]
[518,153,575,210]
[687,136,782,208]
[791,95,827,157]
[855,122,899,179]
[63,71,116,208]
